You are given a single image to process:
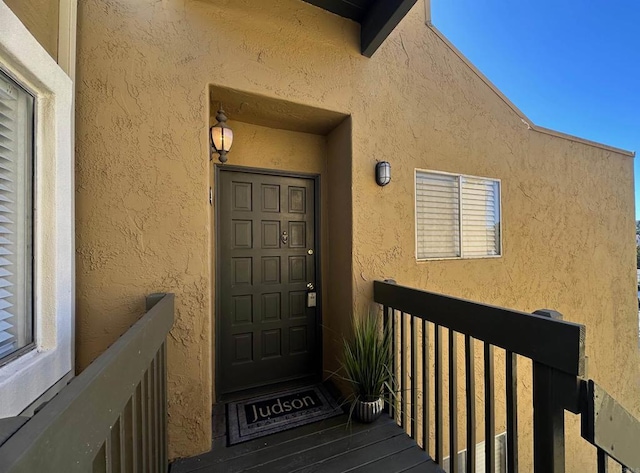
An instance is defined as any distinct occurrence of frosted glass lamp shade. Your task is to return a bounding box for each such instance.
[210,108,233,163]
[375,161,391,186]
[211,125,233,152]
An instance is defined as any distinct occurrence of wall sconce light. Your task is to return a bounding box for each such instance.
[375,161,391,186]
[210,107,233,163]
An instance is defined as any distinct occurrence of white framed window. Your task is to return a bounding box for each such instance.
[0,2,74,417]
[415,170,501,260]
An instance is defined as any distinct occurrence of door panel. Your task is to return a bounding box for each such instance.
[218,170,318,394]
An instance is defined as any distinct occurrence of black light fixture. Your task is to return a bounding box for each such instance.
[375,161,391,186]
[210,107,233,163]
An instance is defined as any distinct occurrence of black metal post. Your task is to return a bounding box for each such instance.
[506,351,519,473]
[533,361,566,473]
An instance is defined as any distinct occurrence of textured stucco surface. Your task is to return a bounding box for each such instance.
[75,0,640,467]
[3,0,59,60]
[324,117,353,391]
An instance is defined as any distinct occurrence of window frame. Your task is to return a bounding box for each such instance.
[414,168,503,261]
[0,2,74,417]
[0,67,37,367]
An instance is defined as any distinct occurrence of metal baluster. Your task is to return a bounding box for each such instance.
[597,448,608,473]
[449,329,458,473]
[411,316,417,439]
[484,343,495,473]
[384,305,391,417]
[401,312,407,430]
[506,351,519,473]
[391,309,396,420]
[465,335,476,473]
[423,319,429,453]
[435,324,443,465]
[141,372,148,473]
[160,343,168,471]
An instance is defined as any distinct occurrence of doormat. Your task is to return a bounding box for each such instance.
[226,384,343,446]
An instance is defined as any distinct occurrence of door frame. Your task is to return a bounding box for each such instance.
[214,165,323,400]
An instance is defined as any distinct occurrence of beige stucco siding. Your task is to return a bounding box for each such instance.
[3,0,59,60]
[75,0,639,467]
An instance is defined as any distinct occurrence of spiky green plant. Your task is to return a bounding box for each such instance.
[340,313,393,402]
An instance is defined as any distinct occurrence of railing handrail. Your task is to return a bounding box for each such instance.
[0,293,174,472]
[581,380,640,472]
[376,280,640,473]
[374,280,585,376]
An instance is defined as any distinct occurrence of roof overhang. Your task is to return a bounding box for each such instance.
[302,0,418,57]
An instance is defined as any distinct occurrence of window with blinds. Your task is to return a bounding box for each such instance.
[416,170,501,260]
[442,432,507,472]
[0,70,34,362]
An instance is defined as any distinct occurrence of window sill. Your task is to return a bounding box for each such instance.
[0,343,73,417]
[0,343,37,369]
[416,254,502,262]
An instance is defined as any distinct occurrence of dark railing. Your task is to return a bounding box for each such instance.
[0,293,174,473]
[582,380,640,473]
[374,280,640,473]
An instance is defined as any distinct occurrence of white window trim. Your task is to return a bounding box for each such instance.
[58,0,78,81]
[414,168,503,262]
[0,1,74,417]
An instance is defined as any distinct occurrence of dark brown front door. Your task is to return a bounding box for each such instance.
[218,169,319,395]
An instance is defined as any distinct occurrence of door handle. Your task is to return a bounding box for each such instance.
[307,282,315,291]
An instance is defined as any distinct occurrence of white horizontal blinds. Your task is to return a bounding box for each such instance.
[442,432,506,473]
[461,177,500,257]
[0,70,34,361]
[416,171,460,259]
[472,432,506,473]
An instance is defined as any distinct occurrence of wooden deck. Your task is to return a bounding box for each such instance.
[170,407,443,473]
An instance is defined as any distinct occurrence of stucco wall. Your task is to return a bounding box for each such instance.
[3,0,59,60]
[75,0,639,467]
[325,118,353,382]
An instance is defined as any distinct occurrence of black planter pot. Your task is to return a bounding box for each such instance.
[354,397,384,423]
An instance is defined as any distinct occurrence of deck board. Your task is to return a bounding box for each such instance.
[346,443,437,472]
[171,413,443,473]
[401,463,441,473]
[241,423,404,472]
[290,432,418,473]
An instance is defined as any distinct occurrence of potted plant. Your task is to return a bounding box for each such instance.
[339,312,393,423]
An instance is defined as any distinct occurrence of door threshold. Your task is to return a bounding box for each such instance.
[217,375,321,404]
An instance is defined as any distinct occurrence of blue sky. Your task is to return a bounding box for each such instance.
[431,0,640,218]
